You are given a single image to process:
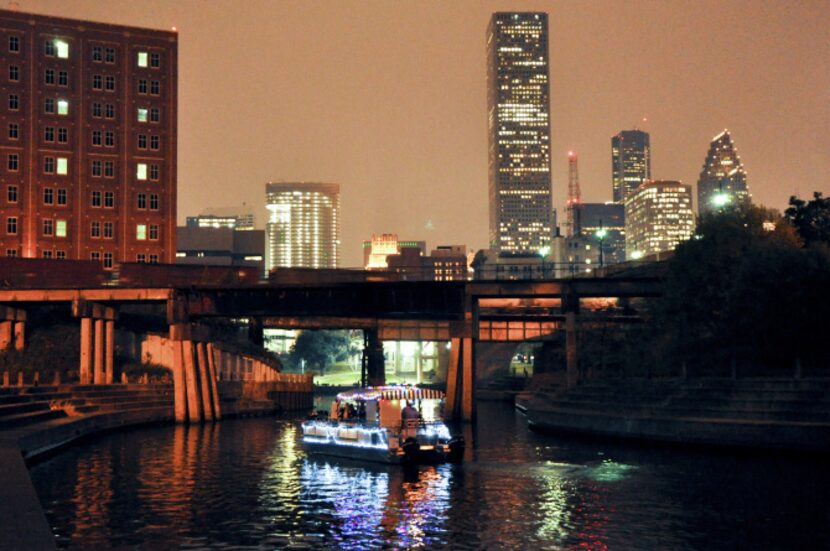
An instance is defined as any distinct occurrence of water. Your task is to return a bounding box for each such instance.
[30,403,829,550]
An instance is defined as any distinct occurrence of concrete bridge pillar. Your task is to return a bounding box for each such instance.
[94,319,104,384]
[206,343,222,420]
[196,342,215,422]
[0,307,26,351]
[363,328,385,387]
[12,321,24,351]
[80,317,93,384]
[73,300,117,385]
[105,320,115,384]
[0,321,11,350]
[445,337,476,422]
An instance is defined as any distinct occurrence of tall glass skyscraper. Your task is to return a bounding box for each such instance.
[624,180,694,258]
[611,130,651,203]
[697,130,749,216]
[265,182,340,272]
[487,12,552,255]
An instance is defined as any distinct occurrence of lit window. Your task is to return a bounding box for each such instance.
[136,224,147,240]
[56,158,68,175]
[137,51,148,67]
[136,163,147,180]
[137,108,148,122]
[56,220,67,237]
[57,100,69,115]
[55,40,69,58]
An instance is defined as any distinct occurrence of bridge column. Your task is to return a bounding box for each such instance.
[0,321,11,350]
[105,320,115,384]
[196,342,215,422]
[248,317,264,347]
[94,319,104,384]
[445,337,476,422]
[0,307,26,351]
[363,328,385,387]
[206,343,222,420]
[73,300,117,385]
[80,317,93,384]
[12,321,24,351]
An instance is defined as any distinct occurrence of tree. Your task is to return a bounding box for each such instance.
[785,192,830,246]
[288,330,353,374]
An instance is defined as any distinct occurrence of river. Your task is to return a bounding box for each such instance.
[29,402,829,549]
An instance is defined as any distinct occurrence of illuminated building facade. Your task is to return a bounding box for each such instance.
[265,182,339,272]
[0,9,177,267]
[362,234,426,270]
[487,12,553,254]
[186,213,255,231]
[625,180,694,258]
[611,130,651,203]
[697,130,750,216]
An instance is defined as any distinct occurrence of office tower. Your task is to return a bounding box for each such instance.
[697,130,750,216]
[0,9,177,267]
[265,182,339,272]
[612,130,651,203]
[363,234,426,270]
[487,12,553,255]
[186,213,255,231]
[573,202,626,266]
[625,180,694,258]
[176,225,264,274]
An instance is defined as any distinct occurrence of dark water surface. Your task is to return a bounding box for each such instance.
[30,403,829,550]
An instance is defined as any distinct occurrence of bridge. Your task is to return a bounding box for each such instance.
[0,268,660,421]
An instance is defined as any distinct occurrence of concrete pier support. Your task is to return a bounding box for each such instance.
[73,300,117,385]
[363,328,385,387]
[105,320,115,384]
[206,343,222,421]
[565,312,578,389]
[12,321,24,351]
[0,321,11,350]
[196,343,214,422]
[0,308,26,351]
[170,323,190,423]
[93,319,104,384]
[445,337,476,422]
[79,317,93,384]
[183,341,203,424]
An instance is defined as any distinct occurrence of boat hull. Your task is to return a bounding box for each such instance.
[302,439,403,464]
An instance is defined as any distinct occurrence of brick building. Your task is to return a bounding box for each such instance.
[0,9,177,267]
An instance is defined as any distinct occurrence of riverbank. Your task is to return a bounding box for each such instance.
[519,377,830,452]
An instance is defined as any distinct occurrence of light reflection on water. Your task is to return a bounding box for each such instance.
[29,402,830,550]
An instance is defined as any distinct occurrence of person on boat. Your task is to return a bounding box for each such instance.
[401,401,421,420]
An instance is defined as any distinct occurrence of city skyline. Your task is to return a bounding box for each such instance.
[15,0,830,266]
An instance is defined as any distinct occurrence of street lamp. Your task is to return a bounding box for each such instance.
[595,223,607,268]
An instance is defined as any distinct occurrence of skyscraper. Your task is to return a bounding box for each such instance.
[487,12,553,255]
[625,180,694,258]
[0,9,177,267]
[265,182,339,272]
[697,130,749,216]
[611,130,651,204]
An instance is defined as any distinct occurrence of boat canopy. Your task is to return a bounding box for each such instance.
[336,386,445,402]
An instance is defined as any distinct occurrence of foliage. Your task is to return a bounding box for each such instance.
[121,361,171,383]
[288,330,357,374]
[785,192,830,246]
[0,323,80,378]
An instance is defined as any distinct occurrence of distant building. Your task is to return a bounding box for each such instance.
[625,180,694,258]
[265,182,340,272]
[362,234,426,269]
[176,226,264,273]
[471,249,557,280]
[612,130,651,203]
[386,245,468,281]
[697,130,750,216]
[487,12,553,254]
[186,212,255,231]
[0,9,178,267]
[574,203,626,266]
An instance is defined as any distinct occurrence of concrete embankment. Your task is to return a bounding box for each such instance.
[520,378,830,452]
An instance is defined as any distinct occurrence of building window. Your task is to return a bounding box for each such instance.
[7,186,18,203]
[9,94,19,110]
[6,217,17,235]
[149,254,159,264]
[8,154,19,171]
[45,98,55,113]
[137,108,148,122]
[136,254,146,263]
[104,191,114,208]
[150,80,160,95]
[105,104,115,119]
[42,250,53,259]
[58,71,68,86]
[44,157,55,173]
[105,47,116,63]
[149,224,159,240]
[136,163,147,180]
[57,158,68,175]
[137,193,146,209]
[57,128,68,143]
[104,161,114,178]
[6,249,17,257]
[92,74,102,90]
[43,188,54,205]
[92,130,102,146]
[8,123,19,140]
[92,102,102,118]
[56,220,67,238]
[92,46,102,62]
[44,40,56,56]
[150,53,160,68]
[57,188,67,205]
[150,135,160,150]
[91,221,101,238]
[91,160,102,177]
[43,219,54,236]
[44,127,55,142]
[150,108,160,122]
[46,39,69,58]
[105,75,115,91]
[105,131,115,147]
[136,224,147,240]
[8,65,19,82]
[137,51,148,67]
[149,193,159,210]
[91,251,101,261]
[57,100,69,115]
[56,250,66,260]
[103,222,113,238]
[137,134,147,149]
[138,79,147,94]
[91,190,101,207]
[149,164,160,180]
[45,69,55,85]
[103,252,113,269]
[8,36,20,53]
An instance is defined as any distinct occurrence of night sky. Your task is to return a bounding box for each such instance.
[20,0,830,266]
